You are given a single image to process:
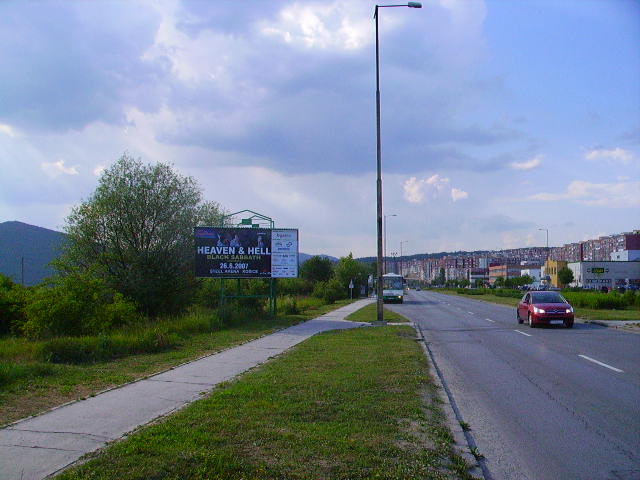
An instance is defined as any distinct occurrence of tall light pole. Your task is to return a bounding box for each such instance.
[539,228,549,261]
[374,1,422,323]
[400,240,408,276]
[384,213,397,274]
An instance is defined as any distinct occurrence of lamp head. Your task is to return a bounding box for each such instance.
[408,2,422,7]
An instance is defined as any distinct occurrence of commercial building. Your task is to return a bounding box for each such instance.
[567,261,640,290]
[542,260,568,288]
[489,264,522,284]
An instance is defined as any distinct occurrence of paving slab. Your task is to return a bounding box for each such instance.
[0,298,373,480]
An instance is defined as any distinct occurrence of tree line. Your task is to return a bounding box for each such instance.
[0,153,373,339]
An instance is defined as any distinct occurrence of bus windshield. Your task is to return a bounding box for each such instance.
[383,276,403,290]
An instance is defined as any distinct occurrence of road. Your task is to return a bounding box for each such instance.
[388,290,640,480]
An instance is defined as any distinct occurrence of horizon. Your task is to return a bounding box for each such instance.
[2,219,635,261]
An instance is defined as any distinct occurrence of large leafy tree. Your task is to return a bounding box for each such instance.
[61,153,225,314]
[334,253,370,296]
[300,256,334,283]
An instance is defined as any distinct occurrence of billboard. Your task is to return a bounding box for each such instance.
[194,227,298,278]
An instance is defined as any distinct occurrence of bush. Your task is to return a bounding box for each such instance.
[492,289,522,299]
[312,278,345,304]
[0,275,30,335]
[456,288,484,295]
[277,278,312,296]
[21,272,139,339]
[562,291,626,310]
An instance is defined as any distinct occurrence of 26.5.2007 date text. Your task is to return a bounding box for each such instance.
[219,262,249,269]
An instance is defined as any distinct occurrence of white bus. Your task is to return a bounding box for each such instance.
[382,273,404,303]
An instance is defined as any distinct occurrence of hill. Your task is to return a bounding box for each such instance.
[0,221,67,286]
[298,253,338,264]
[0,221,336,285]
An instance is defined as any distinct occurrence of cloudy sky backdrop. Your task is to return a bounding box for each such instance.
[1,0,638,257]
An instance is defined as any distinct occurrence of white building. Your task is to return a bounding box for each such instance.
[610,250,640,261]
[521,268,541,282]
[567,261,640,289]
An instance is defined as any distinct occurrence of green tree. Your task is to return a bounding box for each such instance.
[300,256,334,283]
[437,268,446,286]
[557,267,574,287]
[334,253,369,297]
[494,276,505,288]
[60,153,225,314]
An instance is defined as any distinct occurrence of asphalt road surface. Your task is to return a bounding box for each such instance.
[388,290,640,480]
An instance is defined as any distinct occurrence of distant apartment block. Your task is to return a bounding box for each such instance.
[392,230,639,285]
[552,231,640,262]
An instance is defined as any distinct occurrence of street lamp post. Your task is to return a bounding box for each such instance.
[374,1,422,323]
[384,213,397,274]
[400,240,408,276]
[539,228,549,260]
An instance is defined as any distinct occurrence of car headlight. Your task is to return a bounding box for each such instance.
[566,307,573,313]
[533,306,545,314]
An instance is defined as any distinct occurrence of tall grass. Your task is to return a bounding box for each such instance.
[0,308,222,366]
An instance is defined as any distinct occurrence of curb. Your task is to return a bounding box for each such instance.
[582,319,640,331]
[413,323,485,479]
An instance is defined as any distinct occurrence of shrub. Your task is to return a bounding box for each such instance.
[312,279,345,304]
[492,289,522,299]
[0,275,30,335]
[279,296,301,315]
[21,272,139,339]
[277,278,312,296]
[194,279,222,309]
[562,291,626,310]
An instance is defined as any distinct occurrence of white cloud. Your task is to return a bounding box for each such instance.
[0,123,17,137]
[93,165,106,176]
[585,147,634,165]
[529,180,640,208]
[511,155,542,170]
[260,2,371,51]
[451,188,469,201]
[40,160,79,178]
[403,174,450,203]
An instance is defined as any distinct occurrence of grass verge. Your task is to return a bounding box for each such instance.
[345,302,411,323]
[0,300,355,426]
[57,326,476,480]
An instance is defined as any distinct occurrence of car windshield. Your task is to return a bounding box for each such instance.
[531,292,566,304]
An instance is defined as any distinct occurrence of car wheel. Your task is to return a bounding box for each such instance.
[565,321,574,329]
[517,310,523,324]
[528,313,536,328]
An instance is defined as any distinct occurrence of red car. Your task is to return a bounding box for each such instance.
[517,291,574,328]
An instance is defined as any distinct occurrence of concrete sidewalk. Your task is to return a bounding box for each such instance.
[0,298,373,480]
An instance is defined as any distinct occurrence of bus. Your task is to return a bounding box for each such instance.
[382,273,404,303]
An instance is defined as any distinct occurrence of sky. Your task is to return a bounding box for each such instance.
[1,0,638,258]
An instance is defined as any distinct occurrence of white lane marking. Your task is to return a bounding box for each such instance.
[467,311,474,314]
[485,318,495,323]
[578,355,624,373]
[514,330,532,337]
